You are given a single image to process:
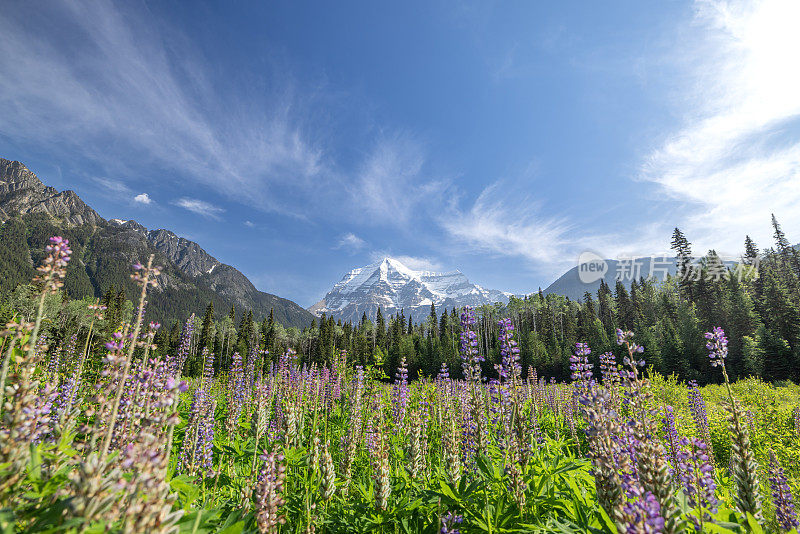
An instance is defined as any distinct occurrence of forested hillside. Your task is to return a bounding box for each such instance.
[0,213,312,328]
[0,157,313,328]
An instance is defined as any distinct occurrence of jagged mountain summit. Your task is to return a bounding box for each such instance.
[1,159,103,226]
[310,257,511,323]
[0,157,313,327]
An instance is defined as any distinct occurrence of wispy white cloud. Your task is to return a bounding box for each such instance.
[351,134,449,225]
[174,197,225,220]
[441,181,574,266]
[93,177,156,206]
[367,250,445,272]
[0,0,461,236]
[244,220,256,228]
[641,0,800,252]
[133,193,152,205]
[0,0,325,215]
[335,232,366,251]
[392,255,444,272]
[92,177,131,195]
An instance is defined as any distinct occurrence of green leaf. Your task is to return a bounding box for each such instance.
[216,520,245,534]
[745,513,764,534]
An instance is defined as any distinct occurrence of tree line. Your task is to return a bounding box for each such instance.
[3,216,799,385]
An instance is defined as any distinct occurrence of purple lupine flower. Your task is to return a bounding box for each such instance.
[497,318,521,383]
[34,236,72,294]
[169,314,195,377]
[768,451,799,532]
[704,327,728,367]
[616,329,645,368]
[459,307,482,382]
[440,512,463,534]
[355,364,365,392]
[245,346,257,396]
[53,343,84,421]
[599,352,619,385]
[546,377,559,415]
[177,384,209,474]
[620,492,665,534]
[487,378,501,428]
[394,356,409,427]
[676,437,718,529]
[437,362,450,381]
[570,342,594,385]
[226,351,245,432]
[47,336,67,375]
[255,452,287,532]
[687,381,713,464]
[31,384,58,444]
[687,382,707,426]
[196,400,216,476]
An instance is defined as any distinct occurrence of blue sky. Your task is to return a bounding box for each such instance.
[2,0,799,307]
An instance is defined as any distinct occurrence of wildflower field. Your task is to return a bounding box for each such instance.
[1,238,799,533]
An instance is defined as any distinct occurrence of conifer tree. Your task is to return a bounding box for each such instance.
[264,308,275,355]
[671,227,694,301]
[614,280,634,329]
[743,235,759,266]
[199,300,214,351]
[376,307,386,350]
[597,279,615,337]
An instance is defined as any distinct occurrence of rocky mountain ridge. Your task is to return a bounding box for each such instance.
[0,159,104,226]
[0,158,313,328]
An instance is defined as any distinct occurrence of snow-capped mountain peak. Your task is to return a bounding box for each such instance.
[309,257,510,323]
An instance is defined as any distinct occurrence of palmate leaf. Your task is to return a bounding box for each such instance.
[476,454,501,481]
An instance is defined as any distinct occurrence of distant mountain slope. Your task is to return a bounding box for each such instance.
[0,158,314,328]
[311,257,511,323]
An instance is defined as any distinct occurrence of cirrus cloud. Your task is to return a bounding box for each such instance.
[641,0,800,253]
[174,197,225,220]
[335,232,366,251]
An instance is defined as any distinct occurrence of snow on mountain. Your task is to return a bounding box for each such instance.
[309,257,510,323]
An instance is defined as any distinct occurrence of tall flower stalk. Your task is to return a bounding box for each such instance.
[767,450,798,532]
[705,327,762,522]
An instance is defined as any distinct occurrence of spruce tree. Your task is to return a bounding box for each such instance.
[429,303,438,337]
[376,307,386,350]
[264,309,275,355]
[743,235,759,266]
[199,300,214,351]
[614,280,634,330]
[671,227,694,301]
